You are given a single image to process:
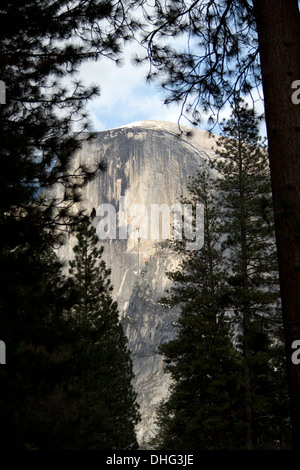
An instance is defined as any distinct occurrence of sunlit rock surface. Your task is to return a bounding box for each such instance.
[56,120,217,445]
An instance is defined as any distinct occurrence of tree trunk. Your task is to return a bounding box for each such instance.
[253,0,300,449]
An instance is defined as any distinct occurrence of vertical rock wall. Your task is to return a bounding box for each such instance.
[56,120,217,444]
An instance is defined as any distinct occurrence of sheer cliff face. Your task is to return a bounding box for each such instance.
[58,120,217,445]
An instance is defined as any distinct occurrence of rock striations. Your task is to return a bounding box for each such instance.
[56,120,218,445]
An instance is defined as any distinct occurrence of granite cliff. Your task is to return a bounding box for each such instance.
[56,120,218,445]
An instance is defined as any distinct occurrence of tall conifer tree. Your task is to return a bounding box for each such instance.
[67,221,140,450]
[153,168,244,450]
[0,245,79,449]
[0,1,131,448]
[153,100,291,450]
[212,99,290,449]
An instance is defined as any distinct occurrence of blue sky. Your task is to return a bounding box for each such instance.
[77,42,195,131]
[77,41,266,137]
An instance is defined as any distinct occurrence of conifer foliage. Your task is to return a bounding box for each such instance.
[128,1,300,446]
[154,100,291,450]
[67,221,140,450]
[153,168,244,450]
[0,0,136,449]
[212,99,288,449]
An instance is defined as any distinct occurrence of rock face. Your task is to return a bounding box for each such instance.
[57,120,217,445]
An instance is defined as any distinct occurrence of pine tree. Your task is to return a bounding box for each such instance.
[0,243,79,449]
[0,0,131,246]
[66,220,140,450]
[0,0,132,449]
[153,168,244,450]
[212,98,291,449]
[153,100,291,450]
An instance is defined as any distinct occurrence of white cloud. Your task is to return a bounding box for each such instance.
[76,41,266,136]
[76,41,193,131]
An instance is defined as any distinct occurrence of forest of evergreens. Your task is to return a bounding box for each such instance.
[1,0,300,451]
[152,100,291,450]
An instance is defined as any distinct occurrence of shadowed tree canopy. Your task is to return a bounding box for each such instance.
[153,101,290,450]
[127,0,300,449]
[0,0,135,247]
[131,0,260,126]
[153,167,245,450]
[0,0,135,449]
[66,221,140,450]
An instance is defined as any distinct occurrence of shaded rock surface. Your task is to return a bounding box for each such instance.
[56,120,218,445]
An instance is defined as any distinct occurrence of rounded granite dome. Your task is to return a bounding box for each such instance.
[57,119,219,444]
[113,119,218,151]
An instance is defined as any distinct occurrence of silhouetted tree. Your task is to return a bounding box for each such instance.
[153,168,244,450]
[66,221,140,450]
[212,99,290,449]
[154,100,291,450]
[0,0,132,449]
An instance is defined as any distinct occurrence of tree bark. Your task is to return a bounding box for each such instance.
[253,0,300,449]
